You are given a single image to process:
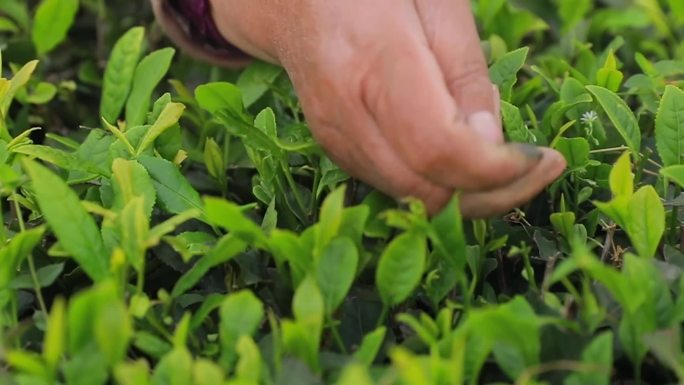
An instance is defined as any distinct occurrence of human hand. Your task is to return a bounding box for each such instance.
[209,0,567,217]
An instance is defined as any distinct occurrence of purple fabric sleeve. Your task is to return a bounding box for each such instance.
[169,0,234,51]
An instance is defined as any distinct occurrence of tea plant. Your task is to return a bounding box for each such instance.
[1,1,684,384]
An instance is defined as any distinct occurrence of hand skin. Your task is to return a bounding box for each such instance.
[208,0,567,218]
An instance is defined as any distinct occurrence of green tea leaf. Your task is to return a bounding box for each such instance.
[501,101,534,143]
[43,298,66,371]
[669,0,684,22]
[0,226,45,289]
[133,332,172,359]
[24,81,57,104]
[390,348,430,385]
[23,159,109,282]
[586,85,641,154]
[237,61,283,107]
[254,107,277,137]
[430,194,467,270]
[111,158,156,218]
[376,231,427,306]
[315,237,358,315]
[643,328,684,380]
[94,301,132,366]
[2,60,39,126]
[627,186,665,258]
[559,0,592,32]
[100,27,145,123]
[203,197,267,246]
[67,282,118,354]
[335,364,374,385]
[288,277,324,371]
[353,327,386,366]
[555,137,590,170]
[150,348,193,385]
[195,82,244,115]
[138,155,206,219]
[171,313,191,348]
[189,294,224,330]
[564,332,613,385]
[63,346,108,385]
[31,0,79,55]
[596,50,624,92]
[171,235,247,297]
[125,48,175,127]
[268,229,311,287]
[466,297,541,379]
[13,144,106,176]
[234,337,262,384]
[119,198,149,272]
[489,47,529,101]
[203,138,225,182]
[609,151,633,198]
[114,360,150,385]
[193,359,225,385]
[655,85,684,167]
[9,262,64,289]
[219,291,264,366]
[661,165,684,188]
[69,129,116,182]
[594,196,631,233]
[315,185,345,258]
[553,213,578,243]
[136,102,185,156]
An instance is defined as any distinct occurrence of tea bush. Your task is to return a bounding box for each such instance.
[1,0,684,384]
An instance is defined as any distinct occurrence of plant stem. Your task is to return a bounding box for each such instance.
[136,265,145,295]
[328,317,348,354]
[376,305,389,329]
[522,252,538,292]
[670,186,682,244]
[12,194,48,316]
[281,161,308,219]
[589,145,629,154]
[460,277,471,314]
[0,199,7,244]
[309,164,321,218]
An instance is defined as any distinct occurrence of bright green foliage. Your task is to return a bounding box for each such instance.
[376,231,427,306]
[126,48,176,127]
[31,0,79,55]
[489,47,528,101]
[23,159,110,282]
[315,237,358,315]
[100,27,145,123]
[656,85,684,166]
[596,50,624,92]
[219,291,264,367]
[587,85,641,155]
[3,2,684,385]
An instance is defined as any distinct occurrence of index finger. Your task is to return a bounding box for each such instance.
[360,26,541,191]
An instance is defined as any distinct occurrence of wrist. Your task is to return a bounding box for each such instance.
[208,0,281,64]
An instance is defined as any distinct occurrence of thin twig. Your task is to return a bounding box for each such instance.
[600,226,616,263]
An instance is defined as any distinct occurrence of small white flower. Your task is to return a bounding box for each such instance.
[581,110,599,125]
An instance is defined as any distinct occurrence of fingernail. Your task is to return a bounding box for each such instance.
[513,143,544,161]
[468,111,503,144]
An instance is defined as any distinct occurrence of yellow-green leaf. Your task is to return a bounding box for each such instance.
[655,85,684,167]
[23,159,109,282]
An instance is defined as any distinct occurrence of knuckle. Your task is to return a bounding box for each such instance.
[408,144,447,177]
[446,56,489,91]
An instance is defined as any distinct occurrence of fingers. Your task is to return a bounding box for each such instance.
[361,36,540,192]
[459,148,567,218]
[310,121,453,214]
[414,0,499,141]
